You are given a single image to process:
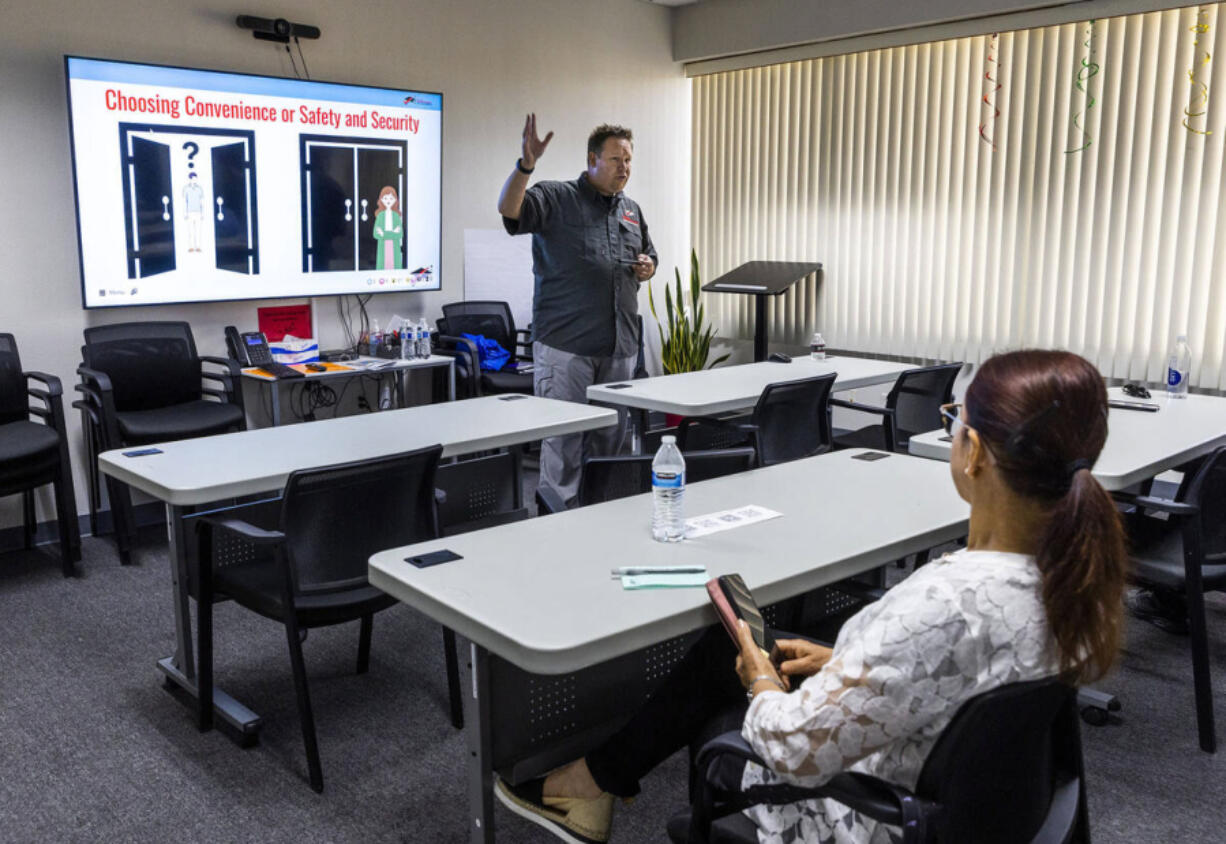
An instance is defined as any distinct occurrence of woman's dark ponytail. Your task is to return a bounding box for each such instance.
[1035,466,1128,684]
[965,351,1129,684]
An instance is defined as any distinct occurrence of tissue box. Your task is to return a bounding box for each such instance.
[270,335,319,364]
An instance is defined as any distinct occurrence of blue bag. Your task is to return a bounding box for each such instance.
[461,333,511,372]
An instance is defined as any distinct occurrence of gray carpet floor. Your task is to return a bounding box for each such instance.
[2,520,1224,842]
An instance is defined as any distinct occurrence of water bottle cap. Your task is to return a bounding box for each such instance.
[1177,334,1188,342]
[662,435,676,444]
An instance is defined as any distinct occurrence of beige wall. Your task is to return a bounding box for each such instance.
[0,0,690,531]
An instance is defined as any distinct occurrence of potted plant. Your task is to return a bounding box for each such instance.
[648,248,730,376]
[648,249,730,426]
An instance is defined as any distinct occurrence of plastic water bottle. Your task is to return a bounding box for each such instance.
[418,318,432,359]
[400,325,412,360]
[810,332,826,361]
[369,319,381,357]
[404,320,417,359]
[651,435,686,542]
[1166,334,1191,399]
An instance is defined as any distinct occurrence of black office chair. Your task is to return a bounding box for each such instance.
[437,301,533,396]
[536,448,757,515]
[670,678,1088,844]
[0,334,80,575]
[1127,445,1226,753]
[74,321,245,563]
[831,362,963,453]
[195,445,444,793]
[676,374,837,467]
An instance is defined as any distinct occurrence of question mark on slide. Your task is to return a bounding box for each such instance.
[183,141,199,169]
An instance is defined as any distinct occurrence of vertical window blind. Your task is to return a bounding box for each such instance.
[692,4,1226,389]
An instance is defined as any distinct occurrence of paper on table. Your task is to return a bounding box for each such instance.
[685,505,782,538]
[621,572,709,590]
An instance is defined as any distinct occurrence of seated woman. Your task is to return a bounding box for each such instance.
[496,349,1128,844]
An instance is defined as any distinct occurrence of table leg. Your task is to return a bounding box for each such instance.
[631,408,646,455]
[159,503,263,741]
[168,504,194,679]
[465,643,495,843]
[270,381,281,427]
[448,359,456,402]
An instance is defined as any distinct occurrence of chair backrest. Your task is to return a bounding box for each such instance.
[578,448,756,507]
[279,445,442,595]
[915,677,1079,843]
[440,301,517,360]
[0,333,26,426]
[751,373,837,466]
[82,321,202,411]
[1183,445,1226,569]
[886,363,963,448]
[434,451,523,533]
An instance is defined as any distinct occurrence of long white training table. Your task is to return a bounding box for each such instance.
[588,355,914,417]
[97,395,617,738]
[370,449,970,842]
[908,387,1226,490]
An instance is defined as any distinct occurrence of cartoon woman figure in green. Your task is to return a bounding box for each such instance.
[373,185,403,270]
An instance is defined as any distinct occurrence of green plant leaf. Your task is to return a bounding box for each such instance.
[651,248,726,374]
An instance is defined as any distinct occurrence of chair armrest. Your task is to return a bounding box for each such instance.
[76,366,122,447]
[23,370,63,398]
[515,328,533,359]
[200,355,245,412]
[535,486,568,515]
[829,397,895,417]
[77,365,114,395]
[73,383,103,410]
[200,355,241,376]
[197,516,286,546]
[694,732,916,828]
[695,730,763,770]
[1132,495,1199,517]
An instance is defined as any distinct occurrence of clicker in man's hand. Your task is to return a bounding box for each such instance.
[632,253,655,281]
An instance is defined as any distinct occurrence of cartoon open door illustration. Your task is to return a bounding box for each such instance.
[119,123,260,280]
[300,135,407,272]
[121,134,176,279]
[211,140,259,274]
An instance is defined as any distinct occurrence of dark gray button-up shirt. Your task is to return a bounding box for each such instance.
[503,173,657,358]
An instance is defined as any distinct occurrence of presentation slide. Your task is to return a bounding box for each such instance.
[65,56,442,308]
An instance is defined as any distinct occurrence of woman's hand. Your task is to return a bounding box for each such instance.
[771,639,833,680]
[734,620,787,692]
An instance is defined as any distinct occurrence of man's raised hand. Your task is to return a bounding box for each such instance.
[521,113,554,170]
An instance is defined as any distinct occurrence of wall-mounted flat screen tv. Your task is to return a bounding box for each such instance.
[65,56,442,308]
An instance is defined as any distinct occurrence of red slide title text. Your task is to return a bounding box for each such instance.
[102,89,419,133]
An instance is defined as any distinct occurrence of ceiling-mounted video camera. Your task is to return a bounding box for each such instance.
[235,15,321,43]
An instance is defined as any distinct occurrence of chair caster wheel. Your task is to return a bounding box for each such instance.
[1081,706,1109,726]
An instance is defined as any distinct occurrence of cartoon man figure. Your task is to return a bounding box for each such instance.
[183,172,205,253]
